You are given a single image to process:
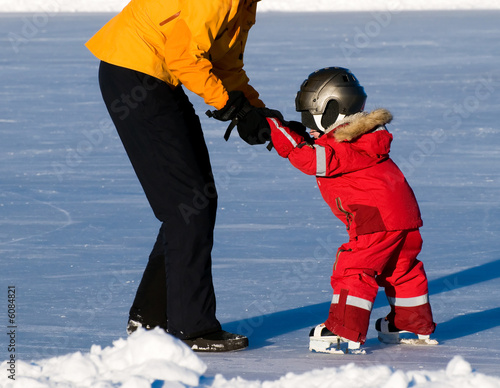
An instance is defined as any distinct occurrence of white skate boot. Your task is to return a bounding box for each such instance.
[375,317,438,345]
[309,324,365,355]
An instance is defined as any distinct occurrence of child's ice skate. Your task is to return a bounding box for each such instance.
[375,317,438,345]
[309,324,365,355]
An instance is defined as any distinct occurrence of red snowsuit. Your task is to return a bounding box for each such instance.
[268,109,435,344]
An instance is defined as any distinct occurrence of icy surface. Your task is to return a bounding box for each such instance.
[1,7,500,388]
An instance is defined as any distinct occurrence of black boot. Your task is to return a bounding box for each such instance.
[183,330,248,352]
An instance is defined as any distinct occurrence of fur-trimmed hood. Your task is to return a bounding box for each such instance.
[325,108,393,142]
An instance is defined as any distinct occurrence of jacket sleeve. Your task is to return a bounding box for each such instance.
[267,117,328,175]
[211,1,264,108]
[292,140,390,177]
[268,118,308,157]
[163,1,263,109]
[163,2,229,109]
[212,49,264,108]
[268,117,380,177]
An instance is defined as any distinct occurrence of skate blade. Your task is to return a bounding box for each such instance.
[378,331,438,345]
[399,335,439,346]
[309,338,366,355]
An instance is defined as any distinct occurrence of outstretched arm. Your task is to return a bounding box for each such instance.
[268,117,361,177]
[267,117,323,175]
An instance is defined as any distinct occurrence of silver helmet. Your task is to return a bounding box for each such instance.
[295,67,367,131]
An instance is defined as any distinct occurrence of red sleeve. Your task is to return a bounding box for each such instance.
[267,118,307,158]
[267,117,333,175]
[290,139,387,177]
[288,141,344,176]
[268,118,387,177]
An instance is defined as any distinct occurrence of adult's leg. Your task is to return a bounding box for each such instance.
[98,61,220,339]
[128,227,167,329]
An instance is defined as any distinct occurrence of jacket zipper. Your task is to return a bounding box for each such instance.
[335,197,353,231]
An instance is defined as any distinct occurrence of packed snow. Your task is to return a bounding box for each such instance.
[1,1,500,388]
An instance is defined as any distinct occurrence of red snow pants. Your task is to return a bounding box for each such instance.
[324,229,435,344]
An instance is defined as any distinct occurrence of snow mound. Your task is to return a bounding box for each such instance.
[1,328,206,388]
[209,358,500,388]
[2,329,500,388]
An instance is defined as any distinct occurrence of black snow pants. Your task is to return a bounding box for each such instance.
[98,61,221,339]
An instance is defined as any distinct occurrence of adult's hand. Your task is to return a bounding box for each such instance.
[208,91,250,122]
[236,108,285,145]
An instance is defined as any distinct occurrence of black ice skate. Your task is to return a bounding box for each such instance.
[183,330,249,352]
[128,320,248,352]
[375,317,438,345]
[309,324,365,355]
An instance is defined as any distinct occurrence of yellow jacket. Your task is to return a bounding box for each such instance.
[86,0,263,110]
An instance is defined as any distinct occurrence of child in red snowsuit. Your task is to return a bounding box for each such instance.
[267,67,436,348]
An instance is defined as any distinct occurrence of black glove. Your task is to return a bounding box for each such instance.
[236,107,287,145]
[259,108,284,122]
[207,90,250,122]
[235,108,269,145]
[286,120,312,141]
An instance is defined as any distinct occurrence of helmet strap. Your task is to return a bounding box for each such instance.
[313,113,345,132]
[313,114,326,131]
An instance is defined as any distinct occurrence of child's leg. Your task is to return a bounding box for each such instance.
[325,231,408,343]
[376,229,436,335]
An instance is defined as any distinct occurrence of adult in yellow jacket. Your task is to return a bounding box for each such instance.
[86,0,269,352]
